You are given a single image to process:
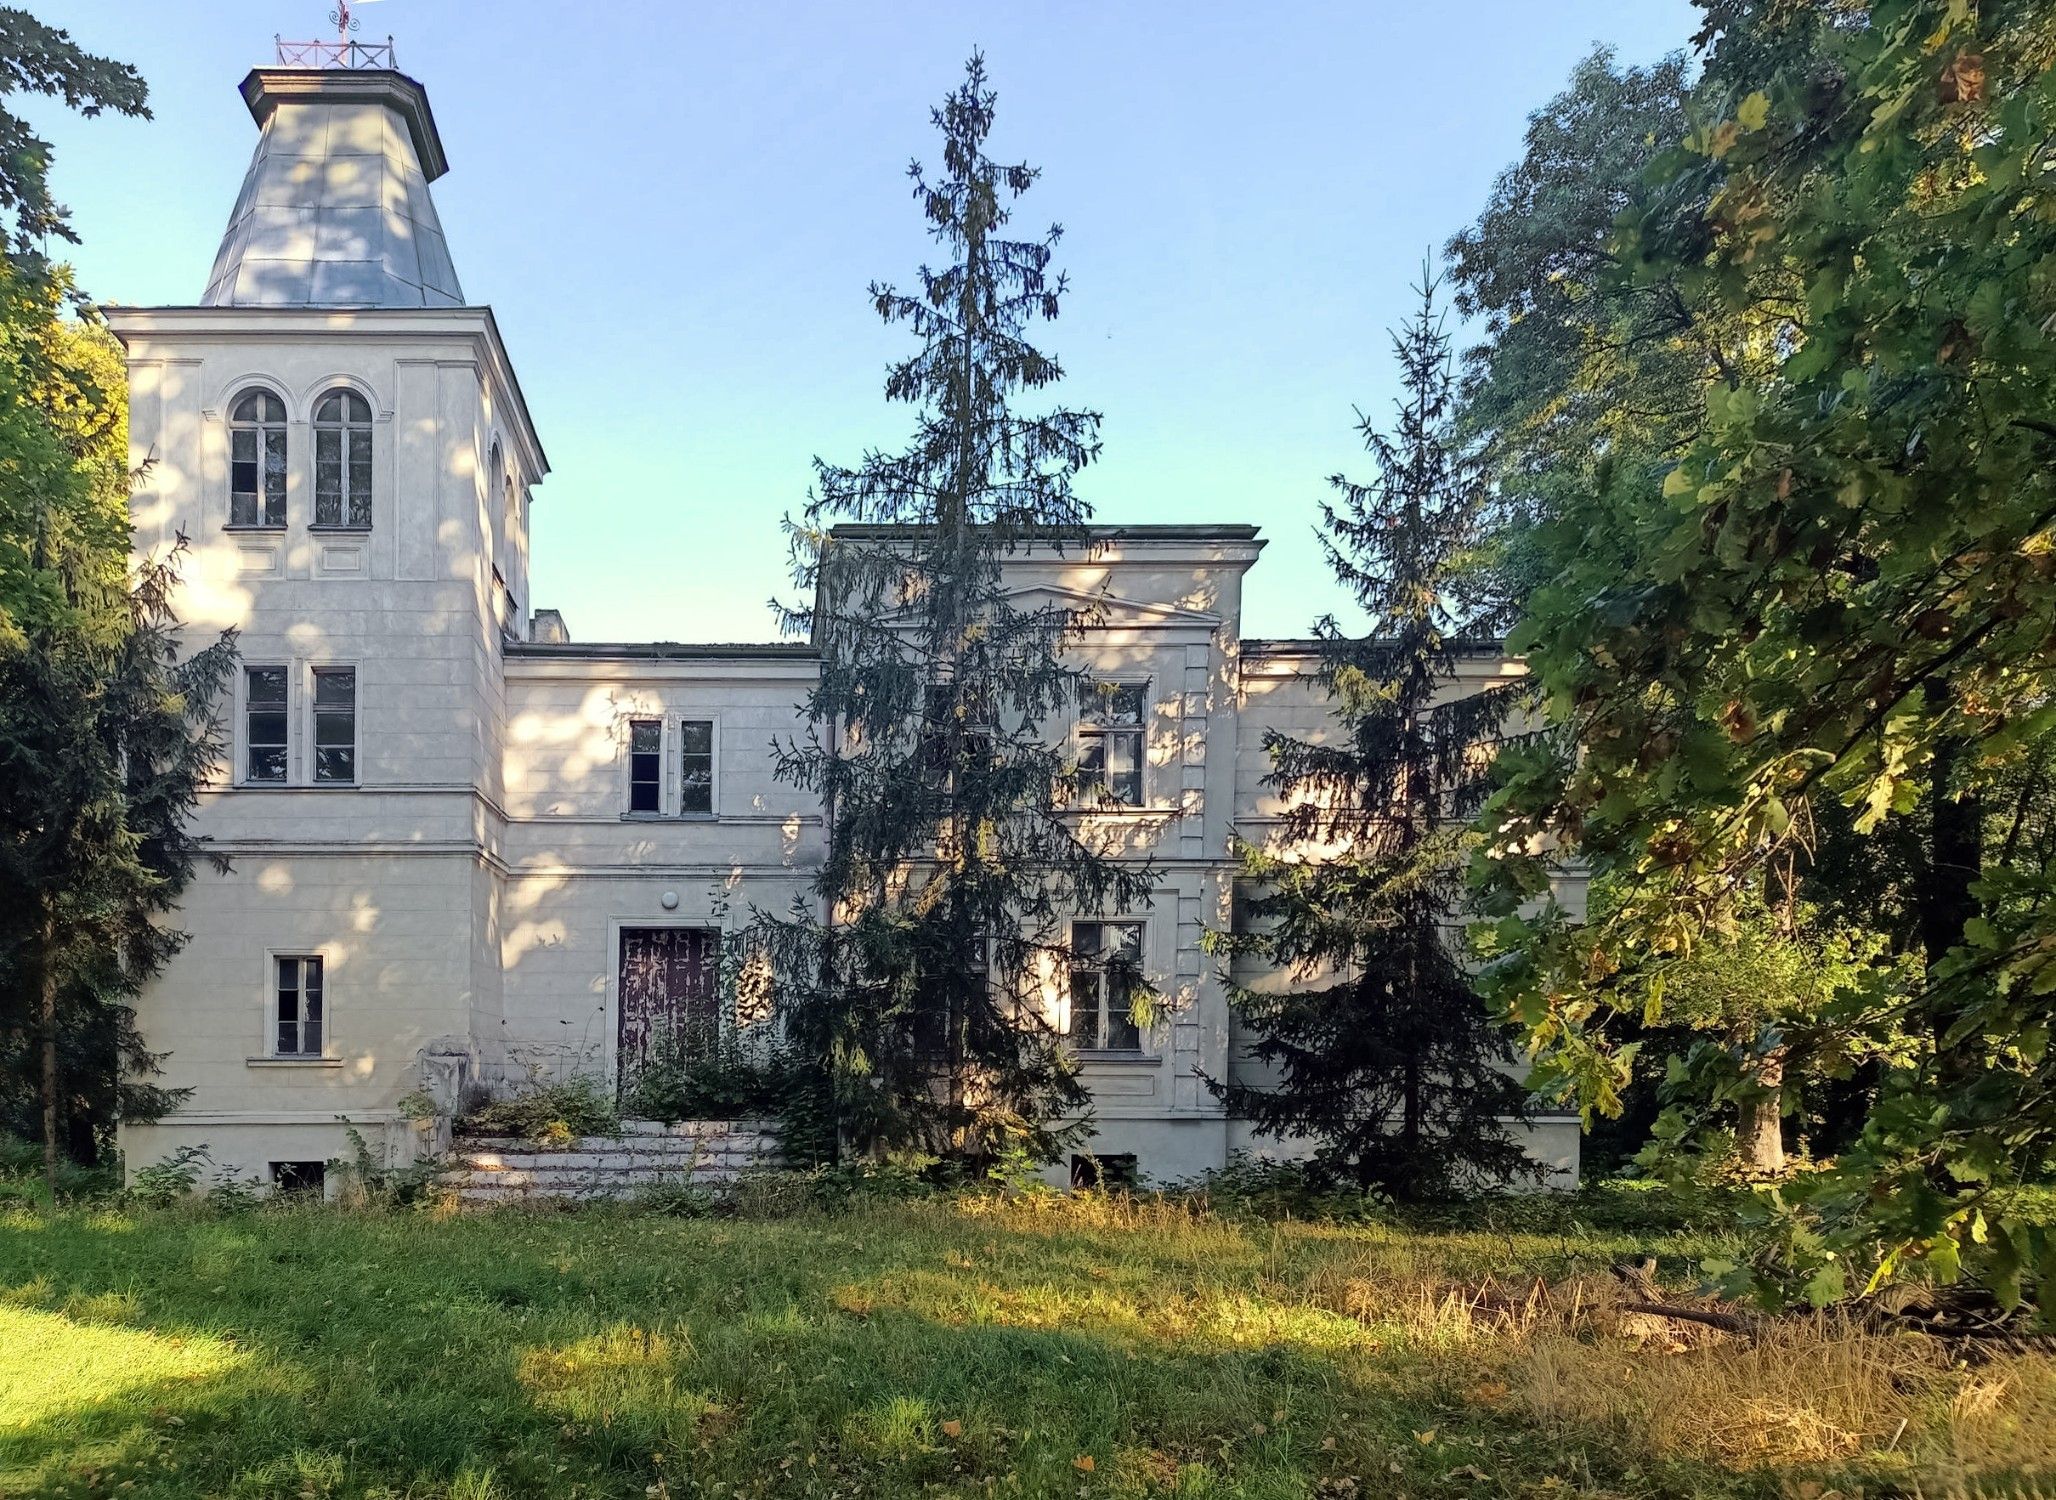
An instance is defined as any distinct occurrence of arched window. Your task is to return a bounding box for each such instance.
[229,389,287,527]
[313,388,373,529]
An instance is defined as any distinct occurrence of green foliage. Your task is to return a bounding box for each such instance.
[620,1022,808,1118]
[331,1124,445,1209]
[0,9,148,281]
[1171,1153,1395,1225]
[126,1144,207,1208]
[755,55,1152,1169]
[455,1075,620,1146]
[0,21,229,1194]
[1476,0,2056,1313]
[1447,46,1706,623]
[1209,278,1536,1199]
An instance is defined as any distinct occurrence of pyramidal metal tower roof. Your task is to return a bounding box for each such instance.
[201,65,464,309]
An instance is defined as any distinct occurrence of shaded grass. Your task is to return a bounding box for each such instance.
[0,1193,2049,1498]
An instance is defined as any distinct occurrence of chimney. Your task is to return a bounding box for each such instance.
[202,67,464,308]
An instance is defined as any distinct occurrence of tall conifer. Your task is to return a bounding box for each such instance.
[1209,279,1534,1198]
[759,55,1155,1166]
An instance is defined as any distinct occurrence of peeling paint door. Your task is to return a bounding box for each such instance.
[617,927,719,1084]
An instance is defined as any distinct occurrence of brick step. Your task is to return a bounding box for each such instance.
[441,1118,782,1204]
[458,1147,755,1170]
[448,1165,725,1189]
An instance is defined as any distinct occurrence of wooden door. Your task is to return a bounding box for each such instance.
[617,927,719,1082]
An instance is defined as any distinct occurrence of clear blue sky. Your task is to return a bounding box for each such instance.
[46,1,1696,643]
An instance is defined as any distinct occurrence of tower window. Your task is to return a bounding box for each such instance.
[313,389,373,529]
[244,665,289,783]
[312,667,356,784]
[229,389,287,528]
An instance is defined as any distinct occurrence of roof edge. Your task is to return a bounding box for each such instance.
[506,641,818,661]
[240,67,449,181]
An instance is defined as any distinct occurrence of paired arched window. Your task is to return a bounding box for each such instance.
[313,389,373,529]
[229,389,287,527]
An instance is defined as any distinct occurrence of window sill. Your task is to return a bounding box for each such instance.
[233,782,360,791]
[620,812,720,822]
[223,525,286,534]
[1074,1051,1156,1065]
[246,1056,342,1068]
[308,525,372,535]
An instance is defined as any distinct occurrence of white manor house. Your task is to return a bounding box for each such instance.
[112,60,1580,1190]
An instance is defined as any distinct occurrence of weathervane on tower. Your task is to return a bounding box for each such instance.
[277,0,395,70]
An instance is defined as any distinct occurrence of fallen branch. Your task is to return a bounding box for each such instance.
[1617,1300,1760,1338]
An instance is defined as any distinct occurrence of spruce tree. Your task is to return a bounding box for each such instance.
[1209,277,1534,1199]
[0,540,236,1193]
[757,55,1155,1168]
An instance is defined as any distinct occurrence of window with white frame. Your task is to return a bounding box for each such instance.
[628,719,662,813]
[1078,681,1146,806]
[679,719,715,814]
[273,955,325,1057]
[311,667,356,784]
[229,389,287,527]
[244,665,288,783]
[1067,920,1146,1052]
[312,389,373,528]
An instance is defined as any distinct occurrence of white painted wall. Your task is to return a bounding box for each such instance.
[110,312,1581,1195]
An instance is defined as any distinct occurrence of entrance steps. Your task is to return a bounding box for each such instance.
[443,1119,781,1204]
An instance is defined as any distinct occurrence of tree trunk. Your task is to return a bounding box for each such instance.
[1736,1046,1785,1176]
[1922,749,1984,974]
[38,911,59,1201]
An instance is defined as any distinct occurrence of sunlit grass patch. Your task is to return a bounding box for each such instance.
[0,1304,245,1434]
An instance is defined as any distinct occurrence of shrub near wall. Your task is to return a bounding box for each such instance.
[619,1027,834,1164]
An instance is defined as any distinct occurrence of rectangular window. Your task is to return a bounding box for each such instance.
[1071,1152,1139,1190]
[922,680,995,780]
[275,955,324,1057]
[312,668,356,784]
[314,428,374,528]
[628,719,662,813]
[679,719,715,815]
[1078,682,1146,806]
[270,1161,326,1195]
[231,426,287,527]
[244,666,288,783]
[1068,921,1145,1052]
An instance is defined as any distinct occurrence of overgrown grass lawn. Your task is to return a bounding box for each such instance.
[2,1193,2051,1498]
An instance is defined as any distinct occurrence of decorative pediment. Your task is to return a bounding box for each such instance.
[1000,582,1223,630]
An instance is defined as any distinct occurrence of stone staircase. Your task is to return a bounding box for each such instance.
[443,1119,781,1205]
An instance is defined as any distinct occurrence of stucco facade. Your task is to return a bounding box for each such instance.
[113,63,1579,1190]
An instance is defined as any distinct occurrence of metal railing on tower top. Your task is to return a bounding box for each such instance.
[274,35,396,69]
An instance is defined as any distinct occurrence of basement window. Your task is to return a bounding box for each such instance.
[270,1160,326,1196]
[1071,1153,1138,1190]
